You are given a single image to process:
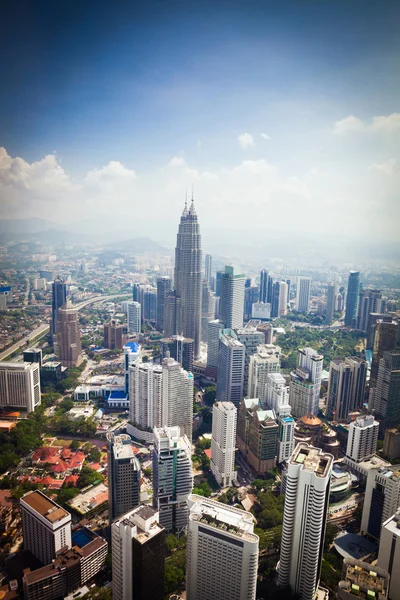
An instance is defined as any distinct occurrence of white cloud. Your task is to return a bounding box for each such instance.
[238,133,255,149]
[333,112,400,134]
[369,158,397,175]
[84,161,137,185]
[261,132,271,141]
[168,156,186,167]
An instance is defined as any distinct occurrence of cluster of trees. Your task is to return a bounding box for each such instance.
[0,407,47,472]
[164,535,187,597]
[44,361,87,395]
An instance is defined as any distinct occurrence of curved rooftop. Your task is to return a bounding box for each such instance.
[299,414,322,427]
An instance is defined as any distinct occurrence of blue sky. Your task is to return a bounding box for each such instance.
[1,0,399,244]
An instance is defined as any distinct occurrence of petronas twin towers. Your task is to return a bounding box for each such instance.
[172,196,202,358]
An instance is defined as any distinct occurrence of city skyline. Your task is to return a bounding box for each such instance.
[0,0,399,249]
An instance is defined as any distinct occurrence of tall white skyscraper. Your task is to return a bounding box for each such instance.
[204,253,212,285]
[248,344,281,404]
[186,494,259,600]
[123,341,140,393]
[126,301,141,334]
[265,372,291,415]
[277,415,295,464]
[325,283,337,324]
[289,347,323,417]
[0,361,41,413]
[378,510,400,600]
[201,280,216,342]
[235,326,265,396]
[161,356,194,440]
[111,505,165,600]
[346,415,379,463]
[174,198,202,358]
[153,426,193,534]
[129,362,162,429]
[278,281,288,316]
[278,443,333,600]
[216,330,245,407]
[219,265,245,329]
[295,276,311,313]
[210,401,237,488]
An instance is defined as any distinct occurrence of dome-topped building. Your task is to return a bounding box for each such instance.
[294,414,340,458]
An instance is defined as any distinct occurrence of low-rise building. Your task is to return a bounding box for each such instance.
[294,415,340,459]
[338,558,389,599]
[68,483,108,518]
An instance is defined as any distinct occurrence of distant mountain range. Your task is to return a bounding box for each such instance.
[0,218,171,254]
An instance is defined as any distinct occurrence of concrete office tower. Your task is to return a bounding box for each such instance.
[104,319,126,349]
[201,280,216,342]
[367,312,386,348]
[325,283,337,324]
[204,253,212,285]
[373,352,400,430]
[126,301,141,334]
[142,288,157,321]
[111,505,165,600]
[251,301,271,320]
[156,275,172,332]
[383,428,400,461]
[278,415,295,464]
[160,335,194,373]
[236,398,279,474]
[20,490,72,565]
[206,319,223,379]
[259,269,269,303]
[344,271,360,327]
[174,197,202,358]
[0,361,41,413]
[338,559,390,600]
[23,347,43,366]
[370,317,399,385]
[219,265,245,329]
[163,291,182,338]
[295,276,311,313]
[235,326,265,396]
[361,466,400,540]
[346,415,379,463]
[278,443,333,600]
[107,433,141,521]
[356,288,382,333]
[186,494,259,600]
[162,356,193,440]
[270,281,280,318]
[54,300,82,367]
[378,511,400,600]
[124,341,140,394]
[129,362,162,429]
[265,372,291,415]
[51,277,66,335]
[289,347,323,418]
[216,330,245,407]
[327,357,367,422]
[244,285,260,321]
[153,426,193,534]
[210,402,237,488]
[248,344,281,404]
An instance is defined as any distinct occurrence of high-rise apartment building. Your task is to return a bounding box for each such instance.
[126,301,141,334]
[325,283,337,324]
[204,253,212,285]
[235,326,265,396]
[186,494,259,600]
[216,330,245,407]
[361,466,400,540]
[206,319,223,379]
[54,300,82,367]
[378,510,400,600]
[129,362,162,430]
[277,415,295,464]
[248,344,281,404]
[51,277,67,335]
[278,443,333,600]
[156,276,172,332]
[295,276,311,313]
[111,505,165,600]
[201,280,216,342]
[327,357,367,422]
[124,341,141,394]
[21,490,72,566]
[344,271,360,327]
[373,352,400,430]
[289,348,323,417]
[0,361,41,413]
[210,402,237,488]
[346,415,379,463]
[161,356,193,440]
[174,198,202,358]
[107,433,141,521]
[153,426,193,534]
[356,288,382,333]
[370,318,399,385]
[259,269,269,304]
[219,265,245,329]
[236,398,279,474]
[104,319,126,349]
[265,372,291,415]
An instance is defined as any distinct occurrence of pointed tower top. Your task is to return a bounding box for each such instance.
[182,190,188,217]
[189,184,196,216]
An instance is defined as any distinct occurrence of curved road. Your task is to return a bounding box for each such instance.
[0,293,131,361]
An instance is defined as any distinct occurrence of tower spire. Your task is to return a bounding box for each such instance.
[182,190,188,217]
[189,184,196,215]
